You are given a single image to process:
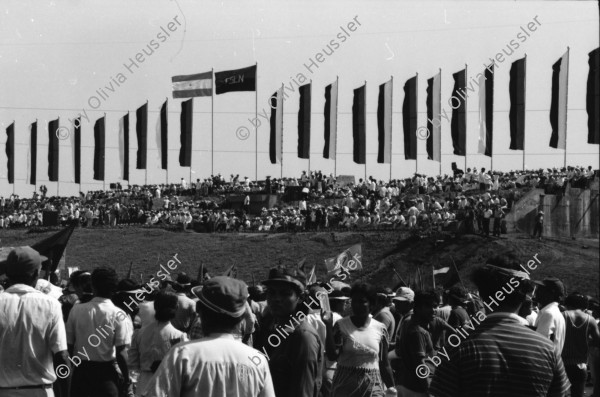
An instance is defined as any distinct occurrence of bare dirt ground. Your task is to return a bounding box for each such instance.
[2,227,598,298]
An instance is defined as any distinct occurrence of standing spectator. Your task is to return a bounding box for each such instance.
[141,277,275,397]
[254,268,323,397]
[533,210,544,240]
[482,206,493,237]
[0,247,69,396]
[323,282,395,397]
[446,286,470,329]
[395,290,439,397]
[243,194,250,214]
[429,256,570,397]
[171,274,197,334]
[492,205,504,237]
[128,291,188,395]
[66,267,133,397]
[561,293,600,397]
[534,277,567,356]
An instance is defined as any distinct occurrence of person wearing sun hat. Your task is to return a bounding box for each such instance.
[0,246,70,396]
[141,276,275,397]
[254,267,323,397]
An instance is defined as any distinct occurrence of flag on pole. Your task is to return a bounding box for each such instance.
[478,65,494,156]
[73,117,81,184]
[403,76,417,160]
[31,226,75,274]
[298,83,311,159]
[509,58,526,150]
[352,84,366,164]
[377,79,392,164]
[136,103,148,169]
[5,123,14,184]
[324,244,362,278]
[119,114,130,180]
[550,50,569,149]
[269,87,283,164]
[587,48,600,144]
[93,116,105,181]
[307,264,317,285]
[179,99,193,166]
[451,69,466,156]
[29,121,37,185]
[432,266,450,275]
[156,100,168,169]
[426,72,442,162]
[48,119,59,182]
[172,71,212,98]
[323,80,338,159]
[215,65,257,95]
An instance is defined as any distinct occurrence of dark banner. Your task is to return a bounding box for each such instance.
[352,85,366,164]
[509,58,526,150]
[136,103,148,169]
[451,69,466,156]
[179,99,193,166]
[93,117,105,181]
[298,83,311,159]
[403,76,417,160]
[48,119,59,182]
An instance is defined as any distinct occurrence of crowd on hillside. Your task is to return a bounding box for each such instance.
[1,246,599,396]
[0,165,596,237]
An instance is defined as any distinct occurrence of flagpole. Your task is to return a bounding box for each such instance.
[415,73,419,175]
[281,83,284,180]
[103,112,106,191]
[432,264,436,290]
[390,76,393,181]
[450,256,466,290]
[211,68,214,177]
[308,79,312,175]
[364,80,367,182]
[35,119,38,194]
[464,64,468,173]
[564,47,569,169]
[78,117,82,194]
[439,68,442,176]
[57,116,60,197]
[145,100,149,185]
[165,98,169,185]
[334,75,339,178]
[523,54,527,171]
[189,102,193,187]
[255,62,258,183]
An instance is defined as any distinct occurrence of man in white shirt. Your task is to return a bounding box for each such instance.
[142,277,275,397]
[66,267,133,397]
[534,277,567,356]
[0,247,69,396]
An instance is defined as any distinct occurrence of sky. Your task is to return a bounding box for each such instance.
[0,0,598,196]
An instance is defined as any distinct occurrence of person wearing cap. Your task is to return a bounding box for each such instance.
[66,267,133,397]
[0,246,70,396]
[141,277,274,397]
[429,254,570,397]
[254,267,323,397]
[533,210,544,240]
[128,291,188,396]
[534,277,567,356]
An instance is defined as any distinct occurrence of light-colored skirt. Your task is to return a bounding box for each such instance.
[330,366,385,397]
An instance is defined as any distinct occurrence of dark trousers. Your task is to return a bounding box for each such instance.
[70,361,119,397]
[565,364,587,397]
[482,218,490,236]
[493,218,501,236]
[533,222,543,238]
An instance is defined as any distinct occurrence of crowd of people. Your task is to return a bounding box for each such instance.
[1,165,596,237]
[0,246,599,396]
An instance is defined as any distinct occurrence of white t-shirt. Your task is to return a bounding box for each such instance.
[0,284,67,387]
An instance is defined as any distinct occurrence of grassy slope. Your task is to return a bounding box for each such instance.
[2,227,598,298]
